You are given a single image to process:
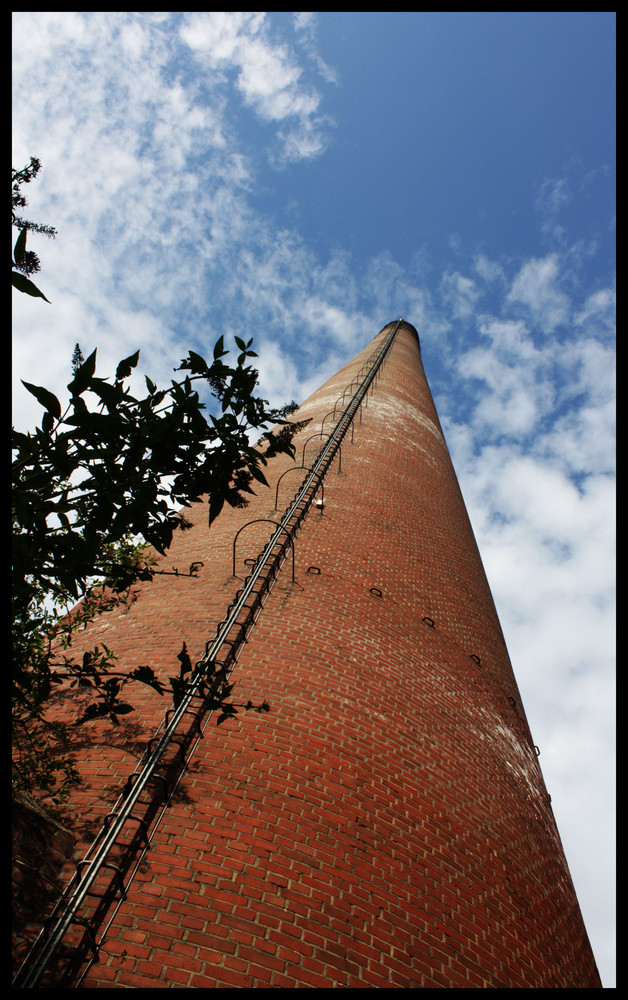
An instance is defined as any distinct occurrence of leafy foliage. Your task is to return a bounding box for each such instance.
[12,157,57,238]
[71,343,85,374]
[12,157,56,302]
[12,337,303,801]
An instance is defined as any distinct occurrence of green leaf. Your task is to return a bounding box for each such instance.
[116,350,140,380]
[14,227,27,264]
[67,349,97,396]
[213,335,227,360]
[12,271,50,303]
[21,380,62,419]
[12,330,302,792]
[187,350,208,374]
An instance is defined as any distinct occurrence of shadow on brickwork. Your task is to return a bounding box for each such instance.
[12,706,222,986]
[12,792,79,980]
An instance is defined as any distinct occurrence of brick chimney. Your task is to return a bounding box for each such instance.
[14,321,601,988]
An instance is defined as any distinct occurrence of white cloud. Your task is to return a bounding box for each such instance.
[179,11,331,165]
[180,11,260,62]
[440,269,481,320]
[507,254,571,333]
[536,176,571,215]
[534,178,573,245]
[11,13,338,431]
[451,317,551,439]
[575,285,616,335]
[541,400,615,478]
[240,335,302,410]
[293,11,339,85]
[472,253,505,285]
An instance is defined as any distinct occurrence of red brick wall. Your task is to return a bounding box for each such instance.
[16,322,601,987]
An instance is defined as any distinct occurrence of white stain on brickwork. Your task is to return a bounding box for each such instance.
[473,706,542,802]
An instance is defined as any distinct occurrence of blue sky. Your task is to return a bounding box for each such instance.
[12,12,615,986]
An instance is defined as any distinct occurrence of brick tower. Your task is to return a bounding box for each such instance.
[14,320,601,988]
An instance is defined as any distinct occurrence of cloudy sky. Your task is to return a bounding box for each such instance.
[12,12,615,986]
